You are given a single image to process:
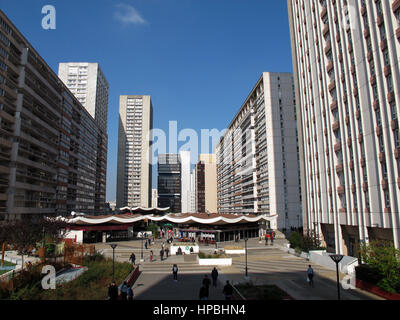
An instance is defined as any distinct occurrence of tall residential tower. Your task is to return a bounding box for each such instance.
[216,72,302,231]
[288,0,400,253]
[116,95,153,209]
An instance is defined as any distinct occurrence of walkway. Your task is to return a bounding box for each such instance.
[94,238,382,300]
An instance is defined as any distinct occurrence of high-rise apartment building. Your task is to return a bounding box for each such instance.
[158,154,181,213]
[58,62,109,134]
[288,0,400,253]
[116,95,153,209]
[195,154,218,213]
[0,10,107,220]
[216,73,302,231]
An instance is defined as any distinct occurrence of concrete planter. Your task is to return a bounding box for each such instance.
[171,245,199,256]
[198,257,232,266]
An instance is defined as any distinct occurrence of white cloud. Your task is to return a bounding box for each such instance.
[114,3,147,25]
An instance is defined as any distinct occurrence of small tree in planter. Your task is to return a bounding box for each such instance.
[359,240,400,294]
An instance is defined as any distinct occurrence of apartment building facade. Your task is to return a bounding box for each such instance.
[158,154,181,213]
[58,62,109,134]
[0,10,107,220]
[116,95,153,209]
[288,0,400,253]
[216,72,302,231]
[195,154,218,213]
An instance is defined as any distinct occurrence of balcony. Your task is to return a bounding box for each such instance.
[381,179,388,190]
[373,99,380,111]
[324,41,332,55]
[388,91,395,103]
[330,100,338,112]
[376,125,382,136]
[395,148,400,159]
[363,181,368,192]
[349,160,354,170]
[328,81,336,92]
[336,164,344,173]
[367,50,373,62]
[370,74,376,85]
[391,120,398,131]
[384,65,391,77]
[358,134,363,144]
[326,61,334,73]
[337,186,345,195]
[334,142,342,152]
[396,27,400,41]
[379,152,385,163]
[351,184,356,193]
[380,39,387,51]
[332,121,340,131]
[393,0,400,13]
[377,14,384,26]
[360,157,366,167]
[364,28,370,39]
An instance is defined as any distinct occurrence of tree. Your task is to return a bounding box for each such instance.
[0,218,68,269]
[359,240,400,293]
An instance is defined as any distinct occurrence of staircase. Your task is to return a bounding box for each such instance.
[138,259,219,275]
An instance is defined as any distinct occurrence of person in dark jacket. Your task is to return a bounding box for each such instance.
[223,280,234,300]
[172,264,178,281]
[199,284,209,300]
[202,274,211,289]
[108,282,119,300]
[129,252,136,265]
[120,281,129,300]
[211,267,219,287]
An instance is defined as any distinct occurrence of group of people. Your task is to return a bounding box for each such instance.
[107,281,134,300]
[264,232,275,246]
[198,267,219,300]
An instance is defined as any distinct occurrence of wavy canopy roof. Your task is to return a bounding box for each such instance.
[63,213,275,226]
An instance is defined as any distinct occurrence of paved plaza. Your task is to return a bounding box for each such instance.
[95,238,382,300]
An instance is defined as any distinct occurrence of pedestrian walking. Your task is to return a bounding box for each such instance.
[145,240,148,250]
[265,234,269,245]
[307,265,314,287]
[211,267,218,287]
[150,250,153,262]
[127,285,134,300]
[223,280,234,300]
[129,252,136,265]
[108,282,119,300]
[172,264,178,281]
[120,281,129,300]
[202,274,211,289]
[165,247,169,258]
[160,249,164,261]
[270,233,274,246]
[199,284,209,300]
[162,242,165,250]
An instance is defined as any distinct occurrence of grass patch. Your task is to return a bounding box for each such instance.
[235,283,292,300]
[39,255,133,300]
[198,252,227,259]
[0,253,134,300]
[0,261,16,275]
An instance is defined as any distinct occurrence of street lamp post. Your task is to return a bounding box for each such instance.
[141,236,144,261]
[109,244,118,282]
[244,238,249,280]
[329,254,344,300]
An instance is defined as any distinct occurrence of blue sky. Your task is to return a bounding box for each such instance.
[0,0,294,202]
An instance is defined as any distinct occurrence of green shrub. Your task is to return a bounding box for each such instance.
[359,240,400,294]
